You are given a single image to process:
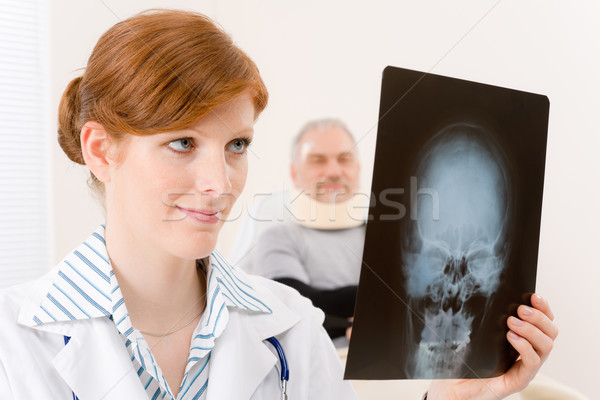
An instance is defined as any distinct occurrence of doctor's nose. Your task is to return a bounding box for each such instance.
[194,156,233,198]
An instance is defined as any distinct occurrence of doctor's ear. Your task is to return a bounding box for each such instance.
[80,121,118,183]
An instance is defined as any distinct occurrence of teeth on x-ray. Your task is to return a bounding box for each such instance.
[402,123,512,378]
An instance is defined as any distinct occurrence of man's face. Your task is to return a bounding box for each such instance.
[291,126,360,203]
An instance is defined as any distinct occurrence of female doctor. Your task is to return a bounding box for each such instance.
[0,9,557,400]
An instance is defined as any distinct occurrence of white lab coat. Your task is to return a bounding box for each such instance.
[0,270,357,399]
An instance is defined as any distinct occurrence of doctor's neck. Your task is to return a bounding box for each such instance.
[103,221,207,332]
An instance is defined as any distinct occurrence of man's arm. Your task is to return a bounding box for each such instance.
[274,277,356,316]
[253,225,357,338]
[274,277,357,338]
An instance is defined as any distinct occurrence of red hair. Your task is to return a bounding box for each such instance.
[58,9,268,190]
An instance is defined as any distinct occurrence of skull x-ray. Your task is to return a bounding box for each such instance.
[346,66,549,380]
[402,123,513,378]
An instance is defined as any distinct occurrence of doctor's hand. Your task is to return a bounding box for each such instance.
[426,294,558,400]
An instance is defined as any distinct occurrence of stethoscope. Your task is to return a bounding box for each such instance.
[266,336,290,399]
[64,335,289,399]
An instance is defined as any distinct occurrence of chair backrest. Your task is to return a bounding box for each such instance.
[519,374,589,400]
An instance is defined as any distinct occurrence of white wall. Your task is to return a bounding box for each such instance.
[51,1,599,397]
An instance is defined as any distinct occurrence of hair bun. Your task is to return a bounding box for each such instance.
[57,76,84,164]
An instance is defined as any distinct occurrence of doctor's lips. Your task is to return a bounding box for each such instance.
[176,206,223,224]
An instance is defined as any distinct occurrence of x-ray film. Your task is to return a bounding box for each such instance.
[345,66,549,380]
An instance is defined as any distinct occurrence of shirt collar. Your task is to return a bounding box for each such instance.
[208,250,272,314]
[24,225,271,328]
[30,225,113,325]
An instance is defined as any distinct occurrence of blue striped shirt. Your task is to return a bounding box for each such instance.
[31,225,272,399]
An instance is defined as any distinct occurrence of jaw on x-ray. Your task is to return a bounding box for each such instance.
[401,122,513,378]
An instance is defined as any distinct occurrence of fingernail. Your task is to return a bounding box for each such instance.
[511,316,523,326]
[521,306,533,316]
[508,331,520,340]
[534,294,543,304]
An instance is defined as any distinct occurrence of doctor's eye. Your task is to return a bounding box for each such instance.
[167,138,194,153]
[228,137,251,154]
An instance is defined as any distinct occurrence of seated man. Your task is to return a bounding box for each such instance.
[253,118,365,341]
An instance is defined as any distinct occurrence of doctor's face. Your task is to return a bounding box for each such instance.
[105,93,255,260]
[291,126,360,203]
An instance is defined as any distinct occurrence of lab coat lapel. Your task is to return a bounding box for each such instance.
[52,318,148,399]
[208,311,277,400]
[17,257,147,399]
[207,283,300,400]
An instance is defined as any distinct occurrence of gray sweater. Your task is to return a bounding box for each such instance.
[251,222,365,289]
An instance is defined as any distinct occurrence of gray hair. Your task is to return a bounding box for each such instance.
[291,118,356,163]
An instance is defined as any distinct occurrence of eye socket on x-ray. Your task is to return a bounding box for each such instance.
[423,246,449,263]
